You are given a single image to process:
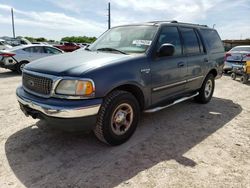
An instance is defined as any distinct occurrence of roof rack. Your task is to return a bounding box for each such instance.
[148,20,208,27]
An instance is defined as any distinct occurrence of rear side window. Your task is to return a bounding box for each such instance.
[23,47,44,53]
[156,27,182,56]
[200,29,224,53]
[180,27,201,55]
[44,47,62,54]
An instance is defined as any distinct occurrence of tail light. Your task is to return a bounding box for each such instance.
[0,53,15,57]
[224,53,231,61]
[246,54,250,57]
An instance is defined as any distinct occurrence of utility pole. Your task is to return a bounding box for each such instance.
[108,2,111,29]
[11,8,16,38]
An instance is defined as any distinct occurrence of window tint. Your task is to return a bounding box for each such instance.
[195,30,205,53]
[200,29,224,52]
[156,27,182,56]
[44,47,62,54]
[23,46,44,53]
[180,27,200,55]
[23,47,32,53]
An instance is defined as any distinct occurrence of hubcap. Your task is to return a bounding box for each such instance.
[205,79,213,98]
[111,103,133,136]
[20,63,26,72]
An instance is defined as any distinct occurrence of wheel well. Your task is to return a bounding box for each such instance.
[112,84,145,110]
[19,60,29,64]
[208,69,217,78]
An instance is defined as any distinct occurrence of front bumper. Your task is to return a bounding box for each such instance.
[16,86,102,119]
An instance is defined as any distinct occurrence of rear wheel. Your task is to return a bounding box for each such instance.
[17,61,28,74]
[94,90,140,146]
[195,74,215,104]
[231,72,236,80]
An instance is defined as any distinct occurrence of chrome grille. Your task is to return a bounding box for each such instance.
[23,73,53,96]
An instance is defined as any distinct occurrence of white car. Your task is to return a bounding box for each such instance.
[0,44,63,73]
[224,45,250,73]
[0,39,12,50]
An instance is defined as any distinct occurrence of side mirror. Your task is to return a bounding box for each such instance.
[157,43,175,57]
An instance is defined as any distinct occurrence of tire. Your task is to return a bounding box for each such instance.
[240,75,248,84]
[94,90,140,146]
[194,74,215,104]
[231,73,236,80]
[17,61,28,74]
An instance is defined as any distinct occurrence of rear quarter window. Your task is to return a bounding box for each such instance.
[200,29,224,53]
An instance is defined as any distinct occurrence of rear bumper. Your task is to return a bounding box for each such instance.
[16,86,103,127]
[0,57,17,69]
[223,61,244,70]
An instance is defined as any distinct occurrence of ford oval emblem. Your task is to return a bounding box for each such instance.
[28,80,35,87]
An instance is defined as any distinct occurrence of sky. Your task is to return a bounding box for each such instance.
[0,0,250,40]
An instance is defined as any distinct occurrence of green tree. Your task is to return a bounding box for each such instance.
[61,36,97,43]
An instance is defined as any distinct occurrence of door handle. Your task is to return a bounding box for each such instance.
[204,58,209,63]
[178,62,185,68]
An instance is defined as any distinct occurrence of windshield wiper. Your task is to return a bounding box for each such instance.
[96,47,127,55]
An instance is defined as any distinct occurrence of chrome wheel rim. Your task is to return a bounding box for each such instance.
[205,79,213,98]
[20,63,26,72]
[111,103,133,136]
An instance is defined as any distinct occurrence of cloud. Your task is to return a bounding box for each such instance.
[0,3,106,39]
[0,0,250,40]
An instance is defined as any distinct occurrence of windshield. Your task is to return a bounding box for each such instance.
[231,46,250,52]
[89,25,158,54]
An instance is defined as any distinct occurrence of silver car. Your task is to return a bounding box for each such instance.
[224,45,250,73]
[0,39,12,50]
[0,44,63,73]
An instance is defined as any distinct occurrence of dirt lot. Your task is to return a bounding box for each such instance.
[0,68,249,188]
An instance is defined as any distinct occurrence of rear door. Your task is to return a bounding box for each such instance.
[179,27,207,91]
[151,26,188,104]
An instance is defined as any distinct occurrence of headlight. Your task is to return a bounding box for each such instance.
[55,79,95,96]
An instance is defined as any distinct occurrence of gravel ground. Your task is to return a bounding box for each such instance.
[0,68,249,188]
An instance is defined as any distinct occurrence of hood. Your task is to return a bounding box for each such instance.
[25,50,132,76]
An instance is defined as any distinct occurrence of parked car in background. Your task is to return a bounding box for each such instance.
[0,44,63,73]
[32,42,49,45]
[3,37,32,47]
[54,42,80,52]
[224,45,250,73]
[0,39,12,50]
[16,21,224,145]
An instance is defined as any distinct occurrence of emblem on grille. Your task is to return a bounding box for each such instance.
[27,80,35,87]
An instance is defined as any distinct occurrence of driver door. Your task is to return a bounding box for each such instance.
[151,26,188,104]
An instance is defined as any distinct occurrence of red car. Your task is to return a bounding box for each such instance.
[54,42,80,52]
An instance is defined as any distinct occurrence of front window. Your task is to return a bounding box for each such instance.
[89,25,158,54]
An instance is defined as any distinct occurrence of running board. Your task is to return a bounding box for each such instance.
[144,92,199,113]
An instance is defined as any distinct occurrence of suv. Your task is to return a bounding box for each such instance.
[16,21,224,145]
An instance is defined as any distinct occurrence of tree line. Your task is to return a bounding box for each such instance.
[24,36,97,43]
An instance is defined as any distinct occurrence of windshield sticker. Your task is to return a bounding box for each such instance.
[132,40,152,46]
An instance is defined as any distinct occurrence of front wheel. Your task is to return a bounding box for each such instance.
[94,90,140,146]
[195,74,215,104]
[240,75,248,84]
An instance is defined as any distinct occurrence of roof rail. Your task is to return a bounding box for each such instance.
[148,20,208,27]
[176,21,208,27]
[147,20,178,23]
